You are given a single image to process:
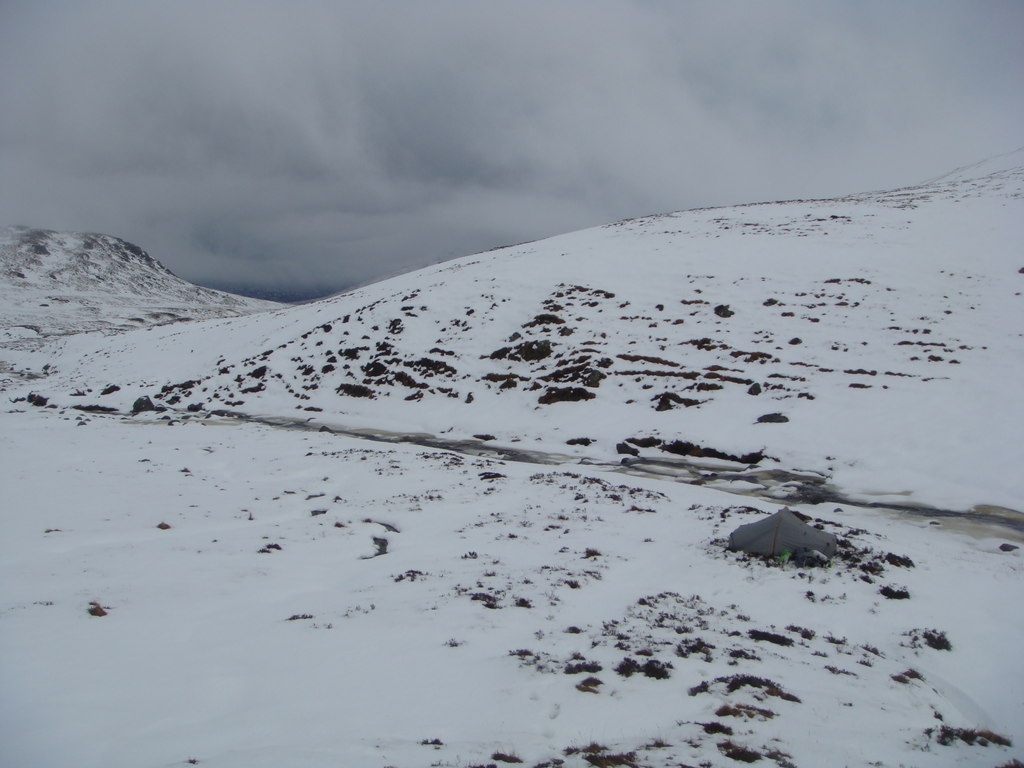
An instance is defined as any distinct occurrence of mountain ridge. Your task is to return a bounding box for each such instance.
[0,225,279,345]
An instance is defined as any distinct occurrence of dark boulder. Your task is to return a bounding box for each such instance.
[653,392,701,411]
[566,437,593,446]
[627,436,662,448]
[538,386,595,405]
[131,396,158,414]
[336,383,375,398]
[73,404,118,414]
[660,440,766,465]
[489,339,553,362]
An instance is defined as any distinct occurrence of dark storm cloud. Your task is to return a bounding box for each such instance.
[1,1,1022,299]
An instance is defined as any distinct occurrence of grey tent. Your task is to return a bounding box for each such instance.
[727,508,837,561]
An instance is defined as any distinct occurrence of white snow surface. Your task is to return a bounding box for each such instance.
[2,152,1023,767]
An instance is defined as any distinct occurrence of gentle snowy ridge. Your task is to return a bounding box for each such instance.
[10,150,1023,511]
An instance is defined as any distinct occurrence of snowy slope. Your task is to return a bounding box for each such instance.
[1,409,1021,768]
[13,150,1023,512]
[0,226,278,344]
[2,152,1023,768]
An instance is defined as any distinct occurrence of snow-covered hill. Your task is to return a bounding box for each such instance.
[15,149,1023,512]
[0,226,278,345]
[2,153,1022,768]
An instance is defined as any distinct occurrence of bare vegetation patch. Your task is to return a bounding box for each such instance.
[904,628,952,651]
[717,740,763,762]
[747,629,793,647]
[716,703,777,720]
[929,725,1012,747]
[690,675,801,703]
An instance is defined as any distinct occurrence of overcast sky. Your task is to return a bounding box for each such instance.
[1,1,1021,300]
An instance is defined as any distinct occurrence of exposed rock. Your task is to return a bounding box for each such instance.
[73,404,119,414]
[362,360,388,377]
[490,339,554,362]
[566,437,593,446]
[747,383,762,396]
[523,313,565,327]
[653,392,702,411]
[406,357,458,377]
[660,440,766,465]
[756,413,790,424]
[336,383,375,398]
[100,384,121,395]
[999,543,1019,552]
[626,436,662,448]
[27,392,48,407]
[537,386,595,405]
[131,396,157,414]
[714,304,735,318]
[540,363,606,388]
[616,442,640,456]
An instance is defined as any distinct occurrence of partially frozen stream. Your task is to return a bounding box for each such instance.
[181,409,1024,536]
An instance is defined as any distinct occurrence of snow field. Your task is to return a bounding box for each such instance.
[1,408,1020,767]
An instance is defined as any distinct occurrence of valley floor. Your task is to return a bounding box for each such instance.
[2,406,1022,768]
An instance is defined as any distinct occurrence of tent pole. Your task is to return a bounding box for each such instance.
[770,512,782,555]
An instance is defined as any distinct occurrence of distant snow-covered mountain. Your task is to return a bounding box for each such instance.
[0,226,279,343]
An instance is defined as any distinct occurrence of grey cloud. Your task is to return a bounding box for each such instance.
[1,0,1021,299]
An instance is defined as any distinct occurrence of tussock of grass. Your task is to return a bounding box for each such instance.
[583,753,639,767]
[490,751,523,763]
[747,629,793,646]
[575,676,603,693]
[702,721,734,735]
[890,668,923,684]
[691,674,801,703]
[879,585,910,599]
[716,703,777,720]
[717,740,763,762]
[931,725,1012,747]
[905,628,952,651]
[785,624,815,641]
